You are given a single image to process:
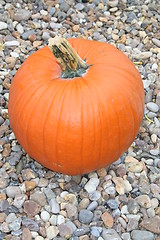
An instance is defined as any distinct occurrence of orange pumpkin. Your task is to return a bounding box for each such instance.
[8,37,144,175]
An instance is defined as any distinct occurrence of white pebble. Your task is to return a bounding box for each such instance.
[0,21,7,30]
[84,178,100,193]
[41,211,50,222]
[146,102,159,113]
[35,236,44,240]
[10,52,19,58]
[4,41,20,47]
[57,215,65,225]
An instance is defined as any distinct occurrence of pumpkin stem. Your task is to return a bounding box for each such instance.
[48,36,88,78]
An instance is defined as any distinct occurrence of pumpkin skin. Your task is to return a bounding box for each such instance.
[8,39,144,175]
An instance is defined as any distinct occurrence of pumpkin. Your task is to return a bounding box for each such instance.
[8,37,144,175]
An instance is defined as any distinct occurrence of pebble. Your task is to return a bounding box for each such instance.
[0,21,7,30]
[131,230,154,240]
[57,215,65,225]
[87,201,98,211]
[127,199,140,214]
[30,191,46,206]
[6,186,21,198]
[40,211,50,222]
[102,229,121,240]
[24,200,40,216]
[101,212,113,228]
[46,226,59,239]
[66,203,77,220]
[134,52,152,60]
[22,218,39,231]
[16,23,24,34]
[136,195,151,208]
[22,228,32,240]
[107,199,119,209]
[147,102,159,113]
[141,216,160,234]
[4,41,20,47]
[49,198,60,214]
[152,38,160,48]
[0,212,7,222]
[13,194,27,208]
[91,226,102,238]
[13,9,31,22]
[58,223,73,238]
[0,177,8,189]
[84,178,99,193]
[79,209,93,224]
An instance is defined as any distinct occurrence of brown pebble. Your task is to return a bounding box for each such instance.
[12,31,20,38]
[25,180,36,191]
[28,34,37,42]
[97,168,107,177]
[22,228,32,240]
[24,200,40,216]
[39,226,46,238]
[33,41,42,48]
[2,144,11,158]
[101,211,113,228]
[0,193,6,201]
[73,25,80,32]
[79,235,90,240]
[0,212,7,223]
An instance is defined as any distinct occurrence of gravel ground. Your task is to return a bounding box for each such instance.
[0,0,160,239]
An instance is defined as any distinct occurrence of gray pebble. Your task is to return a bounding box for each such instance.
[6,186,21,198]
[102,228,121,240]
[87,201,98,211]
[152,38,160,47]
[49,198,60,214]
[147,102,159,113]
[91,226,102,237]
[79,209,93,224]
[75,3,85,11]
[107,199,120,209]
[22,217,39,231]
[74,226,90,237]
[131,230,155,240]
[128,199,140,214]
[9,217,22,231]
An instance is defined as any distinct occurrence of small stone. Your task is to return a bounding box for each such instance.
[102,228,121,240]
[22,218,39,232]
[128,199,140,214]
[30,191,46,206]
[107,199,119,209]
[139,172,150,194]
[131,230,154,240]
[22,228,33,240]
[41,211,50,222]
[150,145,159,156]
[147,207,155,218]
[9,217,21,231]
[59,2,70,12]
[24,200,40,216]
[75,3,84,11]
[13,194,27,209]
[108,0,118,7]
[87,201,98,211]
[35,236,44,240]
[40,10,48,16]
[13,9,31,22]
[22,168,35,180]
[25,181,36,191]
[1,222,10,233]
[97,168,107,177]
[79,209,93,224]
[141,216,160,234]
[136,195,151,208]
[4,41,20,47]
[0,200,9,211]
[33,41,42,48]
[134,52,152,60]
[66,203,77,220]
[121,232,131,240]
[6,186,21,198]
[112,177,125,195]
[152,38,160,47]
[49,215,57,225]
[0,212,7,222]
[57,215,65,225]
[42,32,50,41]
[73,25,80,32]
[89,191,101,201]
[147,102,159,112]
[91,226,102,237]
[58,223,73,238]
[6,213,17,223]
[101,212,113,228]
[28,34,36,42]
[0,21,7,30]
[74,226,90,237]
[16,23,24,34]
[46,226,59,239]
[127,217,139,232]
[151,198,159,208]
[125,156,143,173]
[78,198,90,210]
[49,198,60,214]
[0,177,8,189]
[84,178,99,193]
